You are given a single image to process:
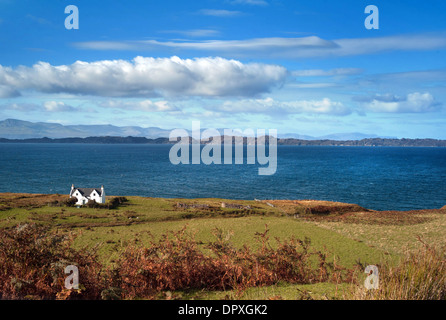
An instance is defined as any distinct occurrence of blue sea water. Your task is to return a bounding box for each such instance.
[0,143,445,211]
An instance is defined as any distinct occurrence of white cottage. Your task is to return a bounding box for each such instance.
[70,184,105,205]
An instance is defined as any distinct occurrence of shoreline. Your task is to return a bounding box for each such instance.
[1,192,444,213]
[1,136,446,147]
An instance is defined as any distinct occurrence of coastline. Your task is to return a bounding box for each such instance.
[1,192,444,213]
[1,136,446,147]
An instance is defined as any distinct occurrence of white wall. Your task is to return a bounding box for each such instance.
[71,189,104,205]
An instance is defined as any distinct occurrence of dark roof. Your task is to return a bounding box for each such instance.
[71,187,103,197]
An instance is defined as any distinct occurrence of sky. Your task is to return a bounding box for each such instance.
[0,0,445,138]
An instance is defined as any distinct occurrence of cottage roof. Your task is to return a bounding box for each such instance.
[71,187,103,197]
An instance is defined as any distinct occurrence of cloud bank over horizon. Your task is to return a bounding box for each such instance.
[0,56,287,98]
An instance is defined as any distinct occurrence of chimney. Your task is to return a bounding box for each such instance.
[100,185,105,203]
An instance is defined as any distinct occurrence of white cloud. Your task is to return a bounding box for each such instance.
[2,102,40,111]
[288,82,337,89]
[331,34,446,57]
[100,99,179,112]
[362,92,441,113]
[43,101,76,112]
[214,97,352,116]
[26,14,52,26]
[292,68,363,77]
[1,101,76,112]
[160,29,220,38]
[46,119,72,125]
[198,9,242,17]
[230,0,268,6]
[360,69,446,88]
[74,36,336,53]
[73,33,446,58]
[0,56,287,98]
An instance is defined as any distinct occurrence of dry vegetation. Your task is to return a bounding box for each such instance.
[0,193,69,210]
[262,199,366,217]
[348,240,446,300]
[111,225,353,300]
[0,223,103,300]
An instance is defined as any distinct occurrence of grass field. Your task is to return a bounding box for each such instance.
[0,193,444,300]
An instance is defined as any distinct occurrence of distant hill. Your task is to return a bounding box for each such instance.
[277,137,446,147]
[278,132,397,140]
[317,132,397,140]
[0,119,395,141]
[0,119,172,139]
[276,133,316,140]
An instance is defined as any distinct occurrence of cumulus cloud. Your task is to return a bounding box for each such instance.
[361,92,441,113]
[0,56,287,98]
[212,97,352,116]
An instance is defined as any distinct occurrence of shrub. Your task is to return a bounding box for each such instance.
[84,197,128,209]
[0,223,103,300]
[109,227,228,299]
[64,197,77,207]
[107,196,128,209]
[348,239,446,300]
[86,199,101,208]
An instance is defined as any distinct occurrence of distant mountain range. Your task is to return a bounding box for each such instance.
[278,132,397,140]
[0,119,395,141]
[0,119,173,139]
[0,119,445,147]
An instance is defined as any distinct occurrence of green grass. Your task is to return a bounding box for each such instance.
[174,282,351,300]
[308,212,446,255]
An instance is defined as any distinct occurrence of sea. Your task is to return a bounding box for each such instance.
[0,143,445,211]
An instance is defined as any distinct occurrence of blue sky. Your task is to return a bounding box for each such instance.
[0,0,446,138]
